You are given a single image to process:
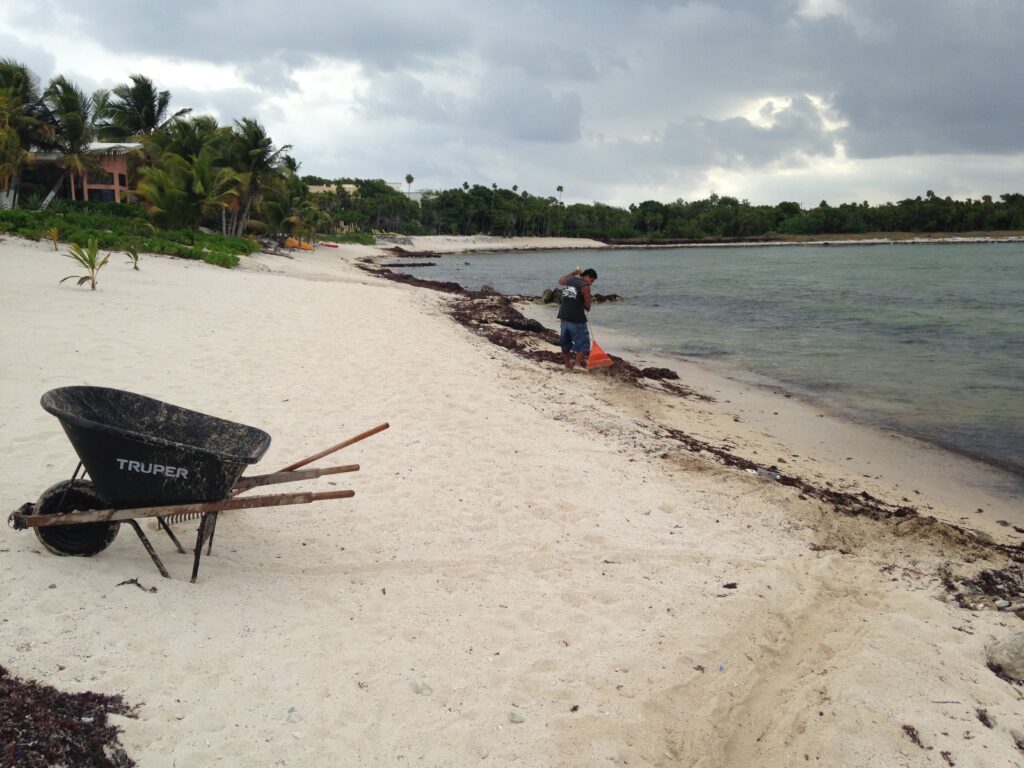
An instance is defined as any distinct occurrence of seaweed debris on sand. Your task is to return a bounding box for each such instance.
[1,664,138,768]
[360,260,704,397]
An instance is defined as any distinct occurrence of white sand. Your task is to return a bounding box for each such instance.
[376,233,608,253]
[2,235,1022,767]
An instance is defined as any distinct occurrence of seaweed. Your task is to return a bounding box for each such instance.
[0,665,138,768]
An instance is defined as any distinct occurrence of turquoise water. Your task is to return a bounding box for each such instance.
[411,243,1024,479]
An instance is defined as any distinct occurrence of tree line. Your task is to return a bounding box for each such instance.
[302,178,1024,241]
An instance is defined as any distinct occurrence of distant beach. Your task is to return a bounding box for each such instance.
[2,234,1022,767]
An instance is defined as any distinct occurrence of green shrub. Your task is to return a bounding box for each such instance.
[199,251,240,268]
[0,208,253,267]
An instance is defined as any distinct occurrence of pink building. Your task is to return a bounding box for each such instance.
[32,142,140,204]
[78,143,136,203]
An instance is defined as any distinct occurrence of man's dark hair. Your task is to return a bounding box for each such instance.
[581,268,598,279]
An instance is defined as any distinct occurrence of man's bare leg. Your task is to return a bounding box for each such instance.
[563,351,574,370]
[575,351,587,369]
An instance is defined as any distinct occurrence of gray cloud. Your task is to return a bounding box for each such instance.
[0,33,57,84]
[4,0,1022,204]
[170,86,267,125]
[471,71,582,143]
[26,0,472,76]
[357,68,582,144]
[790,1,1024,157]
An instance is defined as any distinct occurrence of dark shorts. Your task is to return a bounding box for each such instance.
[559,320,591,353]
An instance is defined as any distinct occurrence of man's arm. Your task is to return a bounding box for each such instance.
[558,271,578,286]
[581,284,592,311]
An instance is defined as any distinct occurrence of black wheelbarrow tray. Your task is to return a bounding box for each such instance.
[8,386,389,582]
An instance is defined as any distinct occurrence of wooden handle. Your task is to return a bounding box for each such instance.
[19,490,356,527]
[233,464,360,494]
[278,422,390,472]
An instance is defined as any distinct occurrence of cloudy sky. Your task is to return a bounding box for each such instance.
[3,0,1022,207]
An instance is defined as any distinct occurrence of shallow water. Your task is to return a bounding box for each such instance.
[412,243,1024,478]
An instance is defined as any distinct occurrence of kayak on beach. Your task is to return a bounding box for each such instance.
[285,237,314,251]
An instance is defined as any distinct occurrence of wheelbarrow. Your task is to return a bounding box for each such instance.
[7,386,389,582]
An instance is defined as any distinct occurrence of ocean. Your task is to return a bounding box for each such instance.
[408,243,1024,479]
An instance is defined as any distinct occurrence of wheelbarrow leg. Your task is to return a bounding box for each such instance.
[55,462,84,512]
[156,517,187,554]
[206,513,218,555]
[125,520,170,579]
[191,512,219,583]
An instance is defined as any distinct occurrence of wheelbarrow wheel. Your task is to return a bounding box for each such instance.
[33,479,120,557]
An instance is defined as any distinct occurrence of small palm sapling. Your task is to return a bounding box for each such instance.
[60,238,110,290]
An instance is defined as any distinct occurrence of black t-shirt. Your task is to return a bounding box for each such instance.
[557,276,588,323]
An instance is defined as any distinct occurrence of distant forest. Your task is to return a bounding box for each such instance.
[301,178,1024,241]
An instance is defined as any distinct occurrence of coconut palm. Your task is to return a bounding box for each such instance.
[0,59,48,208]
[143,114,225,161]
[60,238,109,290]
[134,162,189,229]
[0,122,23,208]
[405,173,414,193]
[136,148,240,230]
[224,118,291,236]
[38,75,106,208]
[96,74,191,140]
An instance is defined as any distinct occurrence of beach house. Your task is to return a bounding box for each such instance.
[25,141,141,206]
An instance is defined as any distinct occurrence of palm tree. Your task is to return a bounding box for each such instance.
[405,173,414,193]
[96,74,191,140]
[0,59,48,208]
[39,75,106,208]
[136,148,240,230]
[143,114,224,161]
[557,185,563,202]
[60,238,109,290]
[189,149,241,226]
[224,117,291,236]
[0,115,24,208]
[134,161,189,229]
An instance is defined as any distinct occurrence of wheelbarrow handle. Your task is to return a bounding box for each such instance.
[232,464,360,494]
[278,423,389,473]
[13,490,355,528]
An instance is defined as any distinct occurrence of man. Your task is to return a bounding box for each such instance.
[557,267,598,370]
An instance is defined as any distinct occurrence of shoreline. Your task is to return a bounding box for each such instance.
[365,254,1023,542]
[532,305,1024,487]
[3,234,1023,767]
[524,303,1024,520]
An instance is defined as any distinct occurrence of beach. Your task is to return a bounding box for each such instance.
[1,234,1022,767]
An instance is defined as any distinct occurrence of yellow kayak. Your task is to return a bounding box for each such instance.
[285,237,314,251]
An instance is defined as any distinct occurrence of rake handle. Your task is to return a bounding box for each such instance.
[279,422,390,472]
